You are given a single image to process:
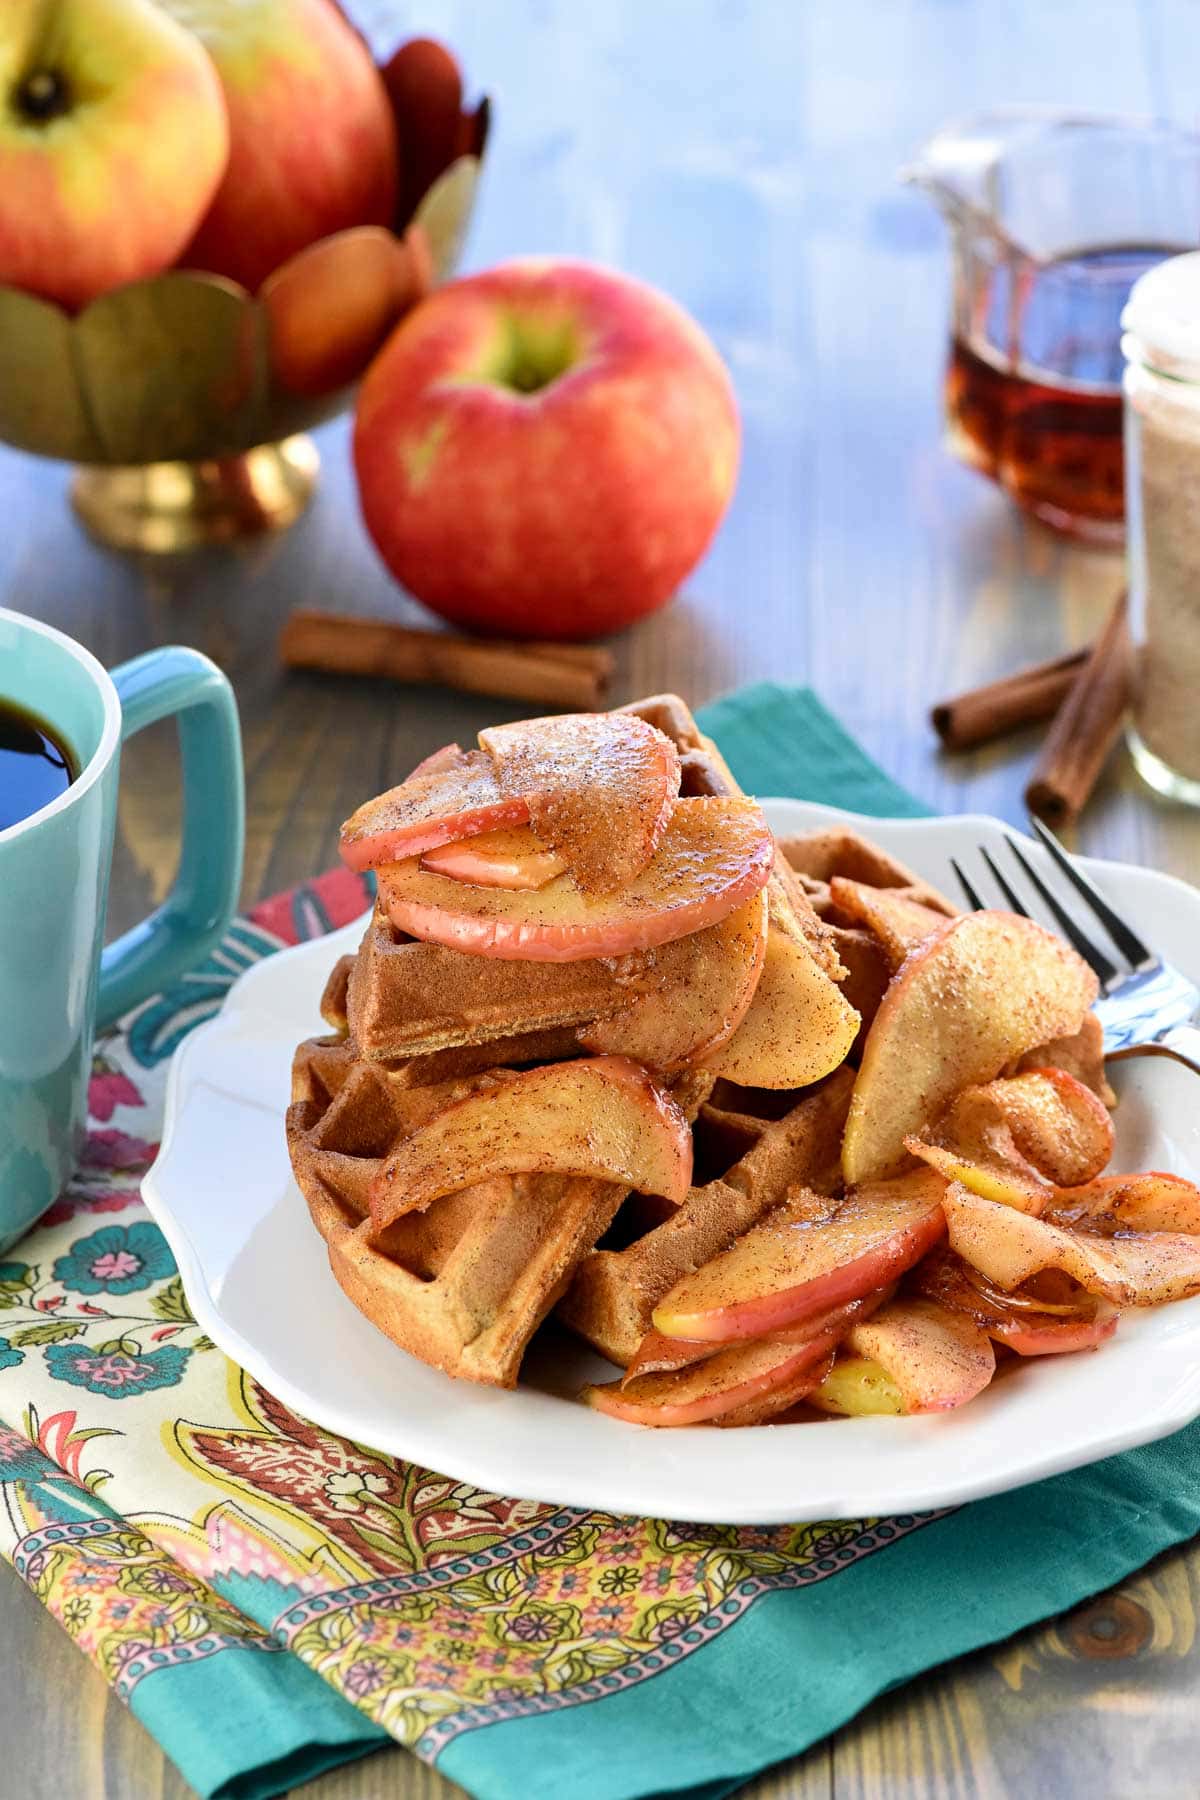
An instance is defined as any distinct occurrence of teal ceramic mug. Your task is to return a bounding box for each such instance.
[0,609,243,1252]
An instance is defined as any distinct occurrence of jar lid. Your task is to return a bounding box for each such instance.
[1122,250,1200,380]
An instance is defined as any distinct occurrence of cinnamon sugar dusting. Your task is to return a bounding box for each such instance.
[481,712,682,892]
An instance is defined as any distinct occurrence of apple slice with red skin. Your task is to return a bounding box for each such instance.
[420,827,568,891]
[409,743,463,779]
[913,1247,1118,1356]
[842,911,1099,1185]
[700,914,860,1089]
[620,1287,893,1386]
[1000,1314,1119,1354]
[837,1298,996,1412]
[711,1350,840,1427]
[948,1070,1115,1189]
[651,1168,947,1344]
[340,749,532,872]
[369,1055,692,1231]
[479,711,681,894]
[943,1180,1200,1307]
[1049,1170,1200,1235]
[579,891,767,1073]
[619,1327,719,1385]
[584,1328,841,1428]
[904,1070,1113,1212]
[1012,1013,1115,1107]
[377,796,773,962]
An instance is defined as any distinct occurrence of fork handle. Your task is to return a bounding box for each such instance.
[1109,1024,1200,1078]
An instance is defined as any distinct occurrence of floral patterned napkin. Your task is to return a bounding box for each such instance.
[3,684,1200,1800]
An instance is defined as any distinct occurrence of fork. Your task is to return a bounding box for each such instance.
[949,815,1200,1077]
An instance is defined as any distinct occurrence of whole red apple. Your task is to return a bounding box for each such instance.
[160,0,398,293]
[0,0,229,311]
[353,258,740,639]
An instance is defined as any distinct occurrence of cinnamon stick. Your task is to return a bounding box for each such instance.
[280,611,615,710]
[932,649,1089,750]
[1025,593,1132,829]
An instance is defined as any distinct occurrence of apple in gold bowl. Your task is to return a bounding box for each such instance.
[0,3,488,550]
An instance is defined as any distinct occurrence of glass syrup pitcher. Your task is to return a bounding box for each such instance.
[905,110,1200,546]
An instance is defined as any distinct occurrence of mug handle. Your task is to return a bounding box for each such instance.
[96,647,244,1031]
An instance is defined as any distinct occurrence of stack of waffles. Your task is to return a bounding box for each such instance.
[287,694,967,1387]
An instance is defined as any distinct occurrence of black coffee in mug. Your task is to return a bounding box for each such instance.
[0,697,77,831]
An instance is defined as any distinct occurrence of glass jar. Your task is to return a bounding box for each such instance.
[1122,251,1200,806]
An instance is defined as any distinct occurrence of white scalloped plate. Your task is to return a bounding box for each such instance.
[142,803,1200,1523]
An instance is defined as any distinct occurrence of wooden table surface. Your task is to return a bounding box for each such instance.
[4,1,1200,1795]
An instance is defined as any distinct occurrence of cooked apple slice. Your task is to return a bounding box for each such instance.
[952,1070,1115,1188]
[651,1168,947,1343]
[584,1328,839,1428]
[420,827,568,891]
[1000,1313,1118,1354]
[579,892,767,1073]
[340,748,531,871]
[914,1246,1118,1356]
[1049,1170,1200,1235]
[620,1288,889,1386]
[377,797,774,962]
[828,877,950,972]
[943,1181,1200,1306]
[1013,1013,1115,1107]
[808,1357,905,1416]
[905,1138,1050,1215]
[620,1327,719,1385]
[713,1350,840,1426]
[700,916,860,1089]
[841,1297,995,1411]
[904,1070,1112,1211]
[842,911,1099,1184]
[930,1070,1113,1192]
[369,1056,692,1231]
[480,712,681,893]
[409,742,463,779]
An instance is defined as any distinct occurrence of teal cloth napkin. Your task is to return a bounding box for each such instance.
[3,682,1197,1800]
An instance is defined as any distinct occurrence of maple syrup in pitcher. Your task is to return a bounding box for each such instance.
[946,244,1183,546]
[907,113,1200,544]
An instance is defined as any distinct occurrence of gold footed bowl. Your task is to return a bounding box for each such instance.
[0,39,487,552]
[71,436,322,553]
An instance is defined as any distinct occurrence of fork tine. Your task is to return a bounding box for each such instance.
[950,856,985,911]
[1027,814,1153,967]
[979,846,1031,917]
[1006,837,1119,985]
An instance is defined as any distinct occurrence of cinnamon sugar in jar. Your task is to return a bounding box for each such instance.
[1123,253,1200,804]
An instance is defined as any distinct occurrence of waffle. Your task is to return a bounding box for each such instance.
[288,1035,631,1386]
[345,694,842,1064]
[558,1065,855,1366]
[347,906,627,1061]
[321,953,581,1083]
[778,829,957,921]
